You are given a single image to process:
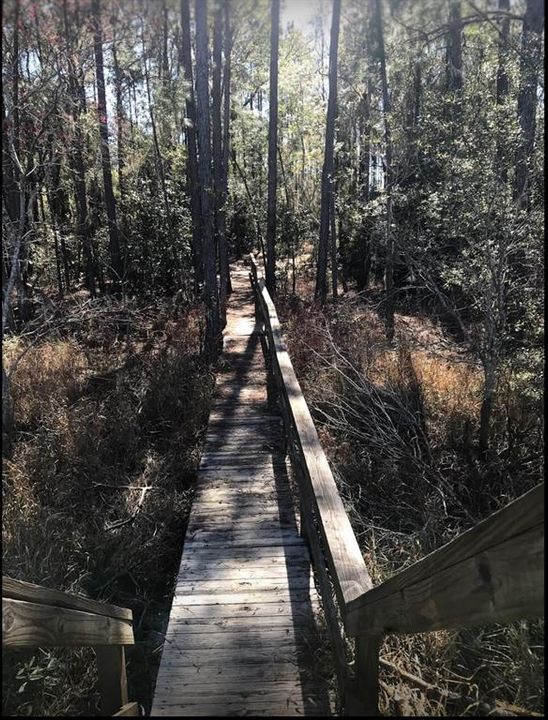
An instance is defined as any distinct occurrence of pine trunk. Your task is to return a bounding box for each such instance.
[315,0,341,305]
[195,0,220,360]
[92,0,124,290]
[181,0,203,290]
[266,0,280,297]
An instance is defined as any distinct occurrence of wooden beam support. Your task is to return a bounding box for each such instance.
[96,645,129,716]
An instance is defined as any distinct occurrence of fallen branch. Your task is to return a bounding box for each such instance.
[105,485,152,530]
[379,658,542,716]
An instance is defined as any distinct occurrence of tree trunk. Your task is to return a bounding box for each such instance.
[266,0,280,297]
[479,366,497,457]
[212,0,228,327]
[112,32,126,201]
[330,188,338,299]
[495,0,510,185]
[2,365,13,457]
[446,1,463,93]
[357,80,371,291]
[181,0,203,290]
[195,0,220,361]
[515,0,544,208]
[222,0,233,297]
[92,0,124,291]
[373,0,395,343]
[62,0,97,296]
[315,0,341,305]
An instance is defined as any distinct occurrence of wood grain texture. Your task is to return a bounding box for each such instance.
[346,484,544,635]
[152,264,330,716]
[346,522,544,636]
[2,598,134,648]
[2,576,132,621]
[96,645,129,715]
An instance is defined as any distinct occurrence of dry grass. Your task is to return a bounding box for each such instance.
[279,291,544,716]
[2,298,214,716]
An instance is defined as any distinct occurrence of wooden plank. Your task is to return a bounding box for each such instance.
[2,576,132,621]
[253,276,372,609]
[186,518,298,535]
[162,630,307,651]
[158,646,302,668]
[347,483,544,632]
[346,522,544,636]
[151,703,306,716]
[154,696,305,711]
[186,519,298,535]
[178,563,311,582]
[181,536,306,551]
[346,484,544,630]
[164,621,317,636]
[167,600,319,620]
[154,662,302,687]
[174,575,314,595]
[170,587,317,606]
[2,598,134,648]
[153,680,303,697]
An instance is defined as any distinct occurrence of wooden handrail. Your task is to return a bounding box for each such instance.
[2,576,132,621]
[346,483,544,636]
[249,257,372,611]
[2,576,137,716]
[248,254,545,716]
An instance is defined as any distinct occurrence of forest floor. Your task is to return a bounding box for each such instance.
[2,292,215,716]
[277,268,544,717]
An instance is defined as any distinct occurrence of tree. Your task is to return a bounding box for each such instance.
[315,0,341,305]
[515,0,544,208]
[92,0,124,290]
[195,0,220,360]
[212,0,230,324]
[265,0,280,297]
[373,0,395,342]
[180,0,203,290]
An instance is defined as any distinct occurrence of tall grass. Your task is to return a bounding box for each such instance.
[279,292,544,716]
[2,301,214,716]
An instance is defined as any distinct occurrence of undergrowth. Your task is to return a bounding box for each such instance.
[279,284,544,717]
[2,298,215,716]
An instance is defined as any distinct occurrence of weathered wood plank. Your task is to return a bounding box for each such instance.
[178,563,311,582]
[174,575,314,596]
[2,598,134,648]
[347,483,544,633]
[96,645,129,715]
[170,586,317,606]
[347,522,544,636]
[2,576,132,621]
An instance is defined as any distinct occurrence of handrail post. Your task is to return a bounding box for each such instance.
[95,645,129,716]
[346,634,381,716]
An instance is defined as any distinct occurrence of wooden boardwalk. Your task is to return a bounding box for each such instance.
[151,264,330,717]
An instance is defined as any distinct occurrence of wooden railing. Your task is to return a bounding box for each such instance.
[248,255,545,716]
[2,576,139,717]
